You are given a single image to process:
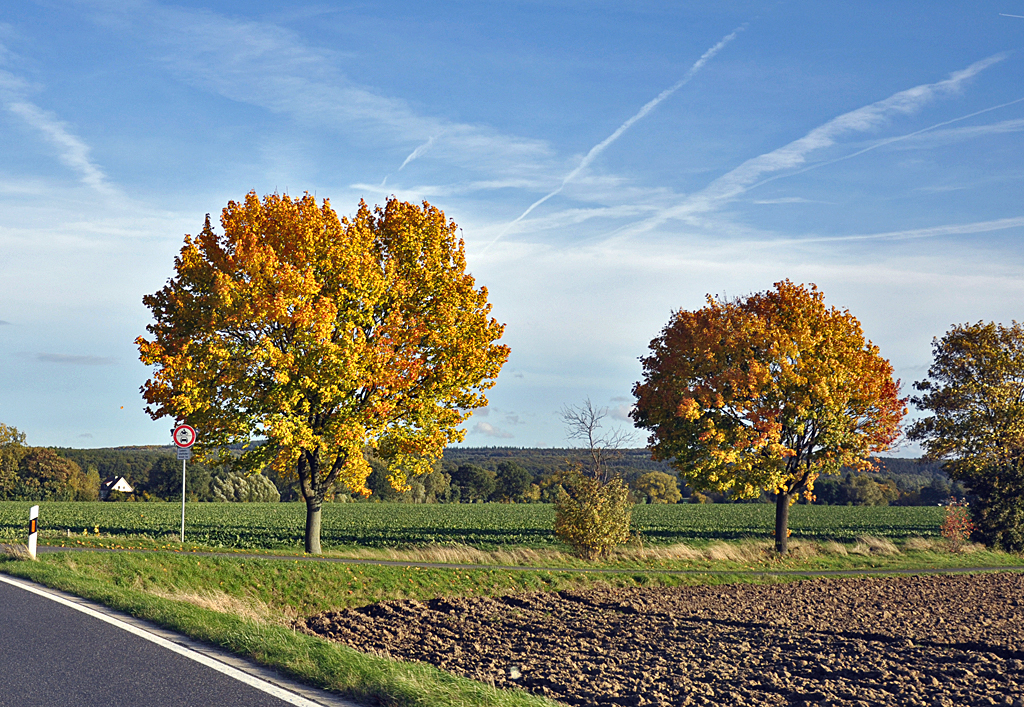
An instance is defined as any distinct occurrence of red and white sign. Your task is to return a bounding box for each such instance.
[173,423,197,448]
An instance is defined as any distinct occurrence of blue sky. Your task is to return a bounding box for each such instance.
[0,1,1022,452]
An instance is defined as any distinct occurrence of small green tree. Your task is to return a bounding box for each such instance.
[494,461,531,502]
[0,423,28,499]
[451,464,496,502]
[81,466,102,501]
[554,400,635,558]
[554,468,633,560]
[366,457,404,501]
[422,469,451,502]
[910,321,1024,550]
[635,471,682,504]
[64,463,100,501]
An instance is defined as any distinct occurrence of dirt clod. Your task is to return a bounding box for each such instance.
[297,573,1024,706]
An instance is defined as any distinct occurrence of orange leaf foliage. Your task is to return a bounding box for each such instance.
[137,192,509,499]
[632,280,906,500]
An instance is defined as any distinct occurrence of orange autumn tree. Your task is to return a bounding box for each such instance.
[138,192,509,553]
[632,281,905,553]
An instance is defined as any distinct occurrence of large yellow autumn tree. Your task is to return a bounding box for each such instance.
[138,192,509,553]
[632,281,905,553]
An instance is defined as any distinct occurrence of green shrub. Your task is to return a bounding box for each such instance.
[554,470,632,560]
[210,473,281,502]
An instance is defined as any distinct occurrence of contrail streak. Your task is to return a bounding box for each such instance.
[618,53,1007,235]
[399,135,437,170]
[747,95,1024,190]
[780,216,1024,244]
[481,25,746,252]
[377,134,441,189]
[6,100,115,195]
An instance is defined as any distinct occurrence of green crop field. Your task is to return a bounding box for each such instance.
[0,501,946,551]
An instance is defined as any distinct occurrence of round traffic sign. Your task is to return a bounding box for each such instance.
[173,423,197,448]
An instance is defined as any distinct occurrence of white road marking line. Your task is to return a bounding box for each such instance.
[0,574,327,707]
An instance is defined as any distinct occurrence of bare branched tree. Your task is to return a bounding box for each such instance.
[560,398,637,483]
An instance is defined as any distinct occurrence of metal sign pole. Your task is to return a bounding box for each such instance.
[180,458,186,543]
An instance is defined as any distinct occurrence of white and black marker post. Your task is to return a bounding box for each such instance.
[28,505,38,559]
[172,424,197,543]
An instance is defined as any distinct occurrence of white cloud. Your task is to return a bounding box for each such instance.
[754,96,1024,183]
[471,422,514,439]
[609,404,634,422]
[97,1,556,182]
[32,353,118,366]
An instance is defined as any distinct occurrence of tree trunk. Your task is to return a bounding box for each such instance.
[775,491,791,554]
[304,497,322,555]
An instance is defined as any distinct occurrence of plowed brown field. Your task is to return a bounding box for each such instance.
[298,572,1024,706]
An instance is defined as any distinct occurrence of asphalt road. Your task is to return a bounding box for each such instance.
[0,577,316,707]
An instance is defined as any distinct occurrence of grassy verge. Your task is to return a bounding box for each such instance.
[0,553,560,707]
[2,539,1021,706]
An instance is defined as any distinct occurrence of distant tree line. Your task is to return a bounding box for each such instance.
[56,447,279,502]
[0,424,100,501]
[0,432,278,503]
[356,449,955,507]
[0,423,961,507]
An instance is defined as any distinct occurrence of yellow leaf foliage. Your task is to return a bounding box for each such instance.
[138,192,509,502]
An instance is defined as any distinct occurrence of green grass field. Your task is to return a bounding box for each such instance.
[0,501,947,551]
[0,497,946,553]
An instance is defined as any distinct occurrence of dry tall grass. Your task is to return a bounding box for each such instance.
[904,536,941,551]
[325,544,573,567]
[290,530,1006,572]
[849,535,899,556]
[0,543,35,561]
[146,588,288,624]
[321,536,924,568]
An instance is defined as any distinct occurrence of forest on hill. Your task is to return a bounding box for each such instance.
[32,445,961,507]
